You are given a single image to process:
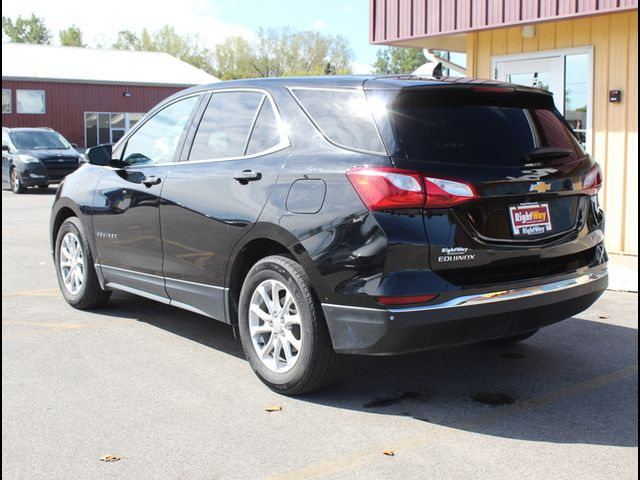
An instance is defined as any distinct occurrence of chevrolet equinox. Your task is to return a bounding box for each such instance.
[50,76,608,394]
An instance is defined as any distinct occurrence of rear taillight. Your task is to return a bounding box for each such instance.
[347,167,476,210]
[346,167,425,210]
[425,177,476,207]
[583,163,603,194]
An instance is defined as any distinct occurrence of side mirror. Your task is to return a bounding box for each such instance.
[71,143,79,149]
[1,145,10,152]
[86,144,113,166]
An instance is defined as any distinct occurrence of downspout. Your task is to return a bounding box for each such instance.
[423,49,466,76]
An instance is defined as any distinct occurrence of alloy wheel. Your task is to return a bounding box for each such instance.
[248,279,303,373]
[59,232,84,295]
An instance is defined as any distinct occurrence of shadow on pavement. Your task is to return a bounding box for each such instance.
[95,290,638,448]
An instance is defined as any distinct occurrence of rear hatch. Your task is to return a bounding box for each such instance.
[366,84,603,286]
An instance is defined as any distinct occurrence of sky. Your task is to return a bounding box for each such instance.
[2,0,382,73]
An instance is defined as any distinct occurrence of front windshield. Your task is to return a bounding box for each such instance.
[10,130,71,150]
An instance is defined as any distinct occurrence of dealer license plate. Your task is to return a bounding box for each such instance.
[509,203,553,237]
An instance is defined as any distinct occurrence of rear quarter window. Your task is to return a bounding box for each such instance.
[291,88,386,154]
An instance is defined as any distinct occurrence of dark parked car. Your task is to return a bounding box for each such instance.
[50,76,608,394]
[2,127,85,193]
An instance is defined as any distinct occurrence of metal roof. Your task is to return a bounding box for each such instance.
[1,43,219,87]
[370,0,638,50]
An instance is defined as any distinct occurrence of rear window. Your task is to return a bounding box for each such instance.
[291,88,386,154]
[384,89,585,166]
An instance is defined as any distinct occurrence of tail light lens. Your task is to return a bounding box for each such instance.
[425,177,476,207]
[346,167,425,210]
[583,163,603,194]
[347,167,476,210]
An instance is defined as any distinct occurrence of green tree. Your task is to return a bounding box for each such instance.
[213,36,255,80]
[372,47,426,74]
[112,30,140,50]
[111,26,215,75]
[150,26,215,74]
[59,25,85,47]
[213,27,354,79]
[110,25,354,79]
[2,14,52,44]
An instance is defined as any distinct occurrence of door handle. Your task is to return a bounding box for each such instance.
[233,170,262,184]
[142,175,162,187]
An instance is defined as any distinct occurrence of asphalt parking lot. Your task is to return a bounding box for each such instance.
[2,188,638,480]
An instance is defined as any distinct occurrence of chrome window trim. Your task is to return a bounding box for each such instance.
[110,88,290,170]
[185,88,290,163]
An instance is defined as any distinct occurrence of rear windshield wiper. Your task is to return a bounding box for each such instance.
[522,147,573,164]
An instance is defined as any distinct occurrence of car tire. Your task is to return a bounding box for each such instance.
[55,217,111,309]
[484,329,539,346]
[238,255,341,395]
[10,166,26,194]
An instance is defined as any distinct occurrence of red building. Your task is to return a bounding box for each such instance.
[2,43,218,148]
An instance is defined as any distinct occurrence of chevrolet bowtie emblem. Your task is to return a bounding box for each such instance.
[530,181,552,193]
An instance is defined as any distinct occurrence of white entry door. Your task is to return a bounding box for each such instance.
[495,56,565,114]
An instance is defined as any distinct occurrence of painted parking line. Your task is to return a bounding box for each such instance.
[4,320,85,329]
[2,320,88,339]
[268,364,639,480]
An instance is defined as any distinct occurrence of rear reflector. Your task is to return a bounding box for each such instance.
[583,163,603,194]
[376,294,439,306]
[347,167,477,210]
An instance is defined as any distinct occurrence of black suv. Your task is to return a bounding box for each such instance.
[2,127,85,193]
[50,76,608,394]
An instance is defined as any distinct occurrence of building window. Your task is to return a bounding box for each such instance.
[16,90,46,114]
[493,47,593,153]
[2,89,11,114]
[564,53,589,147]
[84,112,145,147]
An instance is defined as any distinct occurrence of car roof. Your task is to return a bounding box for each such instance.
[180,74,550,96]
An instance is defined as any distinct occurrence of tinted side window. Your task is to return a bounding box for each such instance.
[122,96,198,167]
[291,89,385,154]
[246,99,282,155]
[190,92,263,161]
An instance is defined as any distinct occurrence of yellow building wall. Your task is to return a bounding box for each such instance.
[467,11,638,254]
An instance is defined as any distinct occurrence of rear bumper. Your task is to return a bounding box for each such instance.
[321,266,608,355]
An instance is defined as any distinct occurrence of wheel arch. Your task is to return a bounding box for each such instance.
[50,201,83,257]
[224,223,324,325]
